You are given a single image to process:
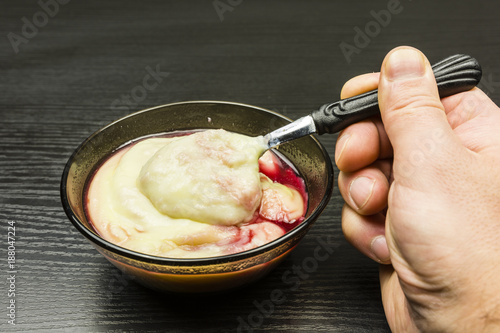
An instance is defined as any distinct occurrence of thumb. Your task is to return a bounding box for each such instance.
[378,47,459,181]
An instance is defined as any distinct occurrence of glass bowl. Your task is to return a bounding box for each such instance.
[61,101,334,293]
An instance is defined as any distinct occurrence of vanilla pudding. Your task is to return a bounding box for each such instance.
[85,129,306,258]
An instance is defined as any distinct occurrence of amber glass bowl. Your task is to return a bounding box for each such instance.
[61,101,334,293]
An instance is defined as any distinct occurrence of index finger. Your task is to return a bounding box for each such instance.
[341,72,380,99]
[336,73,393,172]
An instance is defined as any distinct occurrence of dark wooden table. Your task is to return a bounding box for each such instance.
[2,1,500,332]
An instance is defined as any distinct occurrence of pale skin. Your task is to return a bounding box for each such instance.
[336,46,500,332]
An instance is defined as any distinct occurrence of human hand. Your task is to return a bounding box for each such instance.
[336,46,500,332]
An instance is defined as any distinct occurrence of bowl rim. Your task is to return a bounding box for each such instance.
[60,100,334,267]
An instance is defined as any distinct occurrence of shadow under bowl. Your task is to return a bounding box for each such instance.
[61,101,334,293]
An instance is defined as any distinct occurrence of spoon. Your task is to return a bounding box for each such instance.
[263,54,482,149]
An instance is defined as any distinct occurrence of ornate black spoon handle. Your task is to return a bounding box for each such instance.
[311,54,482,135]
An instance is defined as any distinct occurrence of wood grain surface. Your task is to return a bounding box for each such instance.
[2,0,500,332]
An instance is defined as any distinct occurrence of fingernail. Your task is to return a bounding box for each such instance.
[335,132,351,164]
[348,176,375,210]
[371,235,390,263]
[385,48,426,81]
